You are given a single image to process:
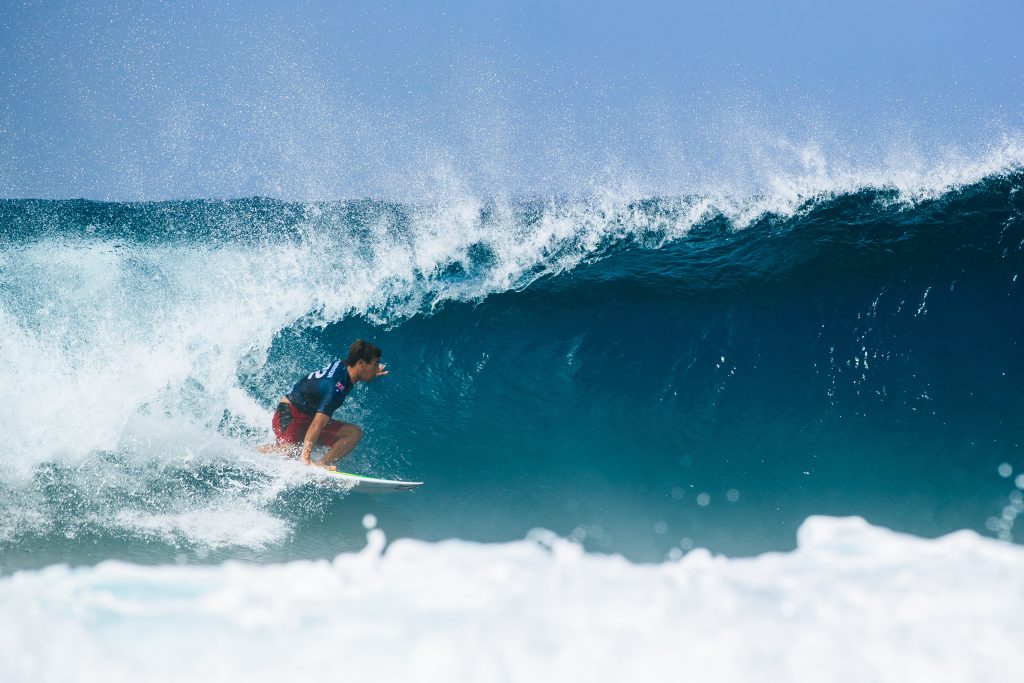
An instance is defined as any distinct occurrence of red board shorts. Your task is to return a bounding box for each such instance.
[272,401,347,447]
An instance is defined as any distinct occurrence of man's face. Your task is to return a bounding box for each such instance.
[356,358,382,382]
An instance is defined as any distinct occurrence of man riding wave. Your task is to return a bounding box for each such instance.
[259,339,388,470]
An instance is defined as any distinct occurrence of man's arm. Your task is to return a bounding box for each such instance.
[300,412,331,464]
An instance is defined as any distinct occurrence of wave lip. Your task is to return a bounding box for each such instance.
[1,516,1022,682]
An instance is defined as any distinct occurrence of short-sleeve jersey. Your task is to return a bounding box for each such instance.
[285,359,353,417]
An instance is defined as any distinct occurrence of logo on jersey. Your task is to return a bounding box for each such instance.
[309,360,342,380]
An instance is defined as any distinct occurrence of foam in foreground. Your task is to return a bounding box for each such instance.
[1,515,1021,683]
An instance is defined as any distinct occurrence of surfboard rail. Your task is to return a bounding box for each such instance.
[322,469,424,493]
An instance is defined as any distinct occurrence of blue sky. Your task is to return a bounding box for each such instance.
[1,0,1021,199]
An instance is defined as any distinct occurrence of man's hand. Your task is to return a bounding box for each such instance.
[301,413,331,464]
[375,362,389,377]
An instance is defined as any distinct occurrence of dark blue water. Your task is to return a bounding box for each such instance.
[1,173,1022,569]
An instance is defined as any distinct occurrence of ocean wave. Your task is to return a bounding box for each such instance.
[0,164,1021,559]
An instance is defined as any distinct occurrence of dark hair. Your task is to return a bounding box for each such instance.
[346,339,382,367]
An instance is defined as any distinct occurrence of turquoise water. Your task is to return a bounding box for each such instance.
[1,171,1023,573]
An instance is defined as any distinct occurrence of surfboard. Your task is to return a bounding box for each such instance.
[319,469,424,493]
[256,448,422,493]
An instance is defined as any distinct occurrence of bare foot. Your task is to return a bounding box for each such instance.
[260,444,302,461]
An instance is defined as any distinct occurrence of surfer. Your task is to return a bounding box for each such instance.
[258,339,388,470]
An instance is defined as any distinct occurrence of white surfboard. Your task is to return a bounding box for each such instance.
[321,469,423,493]
[257,449,422,493]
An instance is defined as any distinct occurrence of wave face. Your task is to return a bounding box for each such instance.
[1,169,1023,567]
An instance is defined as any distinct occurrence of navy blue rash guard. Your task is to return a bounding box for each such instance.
[285,359,353,417]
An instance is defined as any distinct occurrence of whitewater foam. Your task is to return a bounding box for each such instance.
[0,516,1020,682]
[112,504,289,550]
